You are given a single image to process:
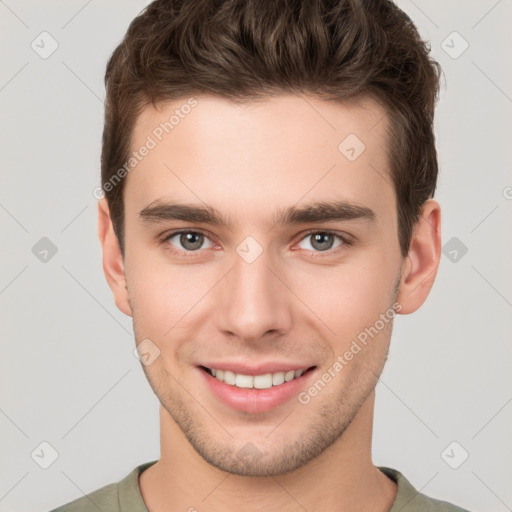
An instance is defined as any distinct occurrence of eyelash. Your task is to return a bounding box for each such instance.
[161,229,351,258]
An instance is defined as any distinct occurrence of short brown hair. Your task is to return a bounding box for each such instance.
[101,0,442,258]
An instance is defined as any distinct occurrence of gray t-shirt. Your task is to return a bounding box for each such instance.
[49,461,473,511]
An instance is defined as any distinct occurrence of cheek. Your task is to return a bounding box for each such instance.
[126,231,400,344]
[126,251,218,336]
[289,254,398,340]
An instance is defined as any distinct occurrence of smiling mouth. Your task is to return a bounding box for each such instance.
[199,365,316,389]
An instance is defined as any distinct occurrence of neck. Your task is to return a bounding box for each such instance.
[139,391,397,512]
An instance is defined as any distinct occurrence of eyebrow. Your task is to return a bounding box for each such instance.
[138,199,376,228]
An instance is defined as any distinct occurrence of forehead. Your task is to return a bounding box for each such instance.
[125,93,394,226]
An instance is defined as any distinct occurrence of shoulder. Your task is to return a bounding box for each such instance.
[48,482,120,512]
[47,460,158,512]
[378,466,475,512]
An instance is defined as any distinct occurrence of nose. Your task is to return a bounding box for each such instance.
[215,247,293,343]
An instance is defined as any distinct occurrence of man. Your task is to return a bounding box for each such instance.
[51,0,472,510]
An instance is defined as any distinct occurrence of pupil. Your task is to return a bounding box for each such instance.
[181,232,203,250]
[312,233,333,251]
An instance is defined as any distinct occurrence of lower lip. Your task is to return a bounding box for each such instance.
[197,366,316,413]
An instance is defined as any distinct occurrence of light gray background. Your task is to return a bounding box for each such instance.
[1,1,511,511]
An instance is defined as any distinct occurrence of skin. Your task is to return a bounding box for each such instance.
[98,93,441,512]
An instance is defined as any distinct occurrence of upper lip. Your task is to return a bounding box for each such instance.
[199,362,316,375]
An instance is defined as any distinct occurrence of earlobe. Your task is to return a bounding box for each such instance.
[396,199,442,314]
[97,198,133,317]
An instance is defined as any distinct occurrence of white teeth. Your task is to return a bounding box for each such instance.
[272,372,285,386]
[253,373,273,389]
[284,370,295,382]
[235,374,253,388]
[224,370,236,385]
[209,367,308,388]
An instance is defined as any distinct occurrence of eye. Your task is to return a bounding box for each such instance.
[163,230,215,253]
[161,229,349,257]
[296,231,347,253]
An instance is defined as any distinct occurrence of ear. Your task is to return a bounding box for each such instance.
[396,199,441,314]
[97,198,132,317]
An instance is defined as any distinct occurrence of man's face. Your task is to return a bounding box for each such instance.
[119,94,404,476]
